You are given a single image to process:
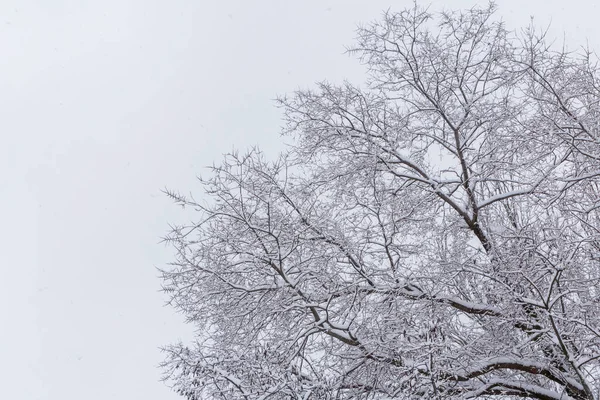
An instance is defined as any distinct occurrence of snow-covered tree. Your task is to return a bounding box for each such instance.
[160,4,600,399]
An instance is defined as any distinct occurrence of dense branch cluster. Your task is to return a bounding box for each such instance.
[160,4,600,399]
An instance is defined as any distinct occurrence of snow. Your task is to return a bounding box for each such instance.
[465,378,576,400]
[478,188,533,209]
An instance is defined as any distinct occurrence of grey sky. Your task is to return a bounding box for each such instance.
[1,1,597,399]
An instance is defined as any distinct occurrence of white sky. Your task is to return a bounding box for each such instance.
[1,1,598,399]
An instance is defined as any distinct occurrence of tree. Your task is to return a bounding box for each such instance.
[160,3,600,399]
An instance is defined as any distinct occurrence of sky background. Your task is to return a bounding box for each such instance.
[1,1,598,399]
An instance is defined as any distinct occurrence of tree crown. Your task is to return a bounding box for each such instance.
[161,3,600,399]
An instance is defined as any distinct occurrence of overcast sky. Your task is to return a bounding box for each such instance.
[1,1,598,399]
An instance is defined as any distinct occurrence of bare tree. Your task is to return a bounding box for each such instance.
[160,3,600,399]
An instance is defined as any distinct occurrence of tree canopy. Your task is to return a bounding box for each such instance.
[160,3,600,399]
